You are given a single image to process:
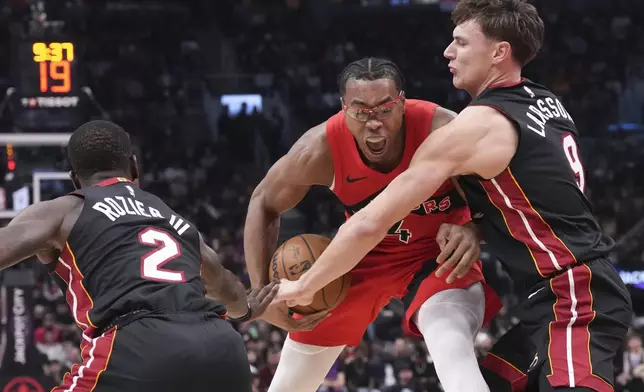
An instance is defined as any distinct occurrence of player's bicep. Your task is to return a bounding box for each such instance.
[253,155,313,214]
[198,235,225,291]
[458,106,518,179]
[412,105,517,179]
[251,125,332,215]
[0,198,69,269]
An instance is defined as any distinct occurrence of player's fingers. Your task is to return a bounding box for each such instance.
[257,283,281,308]
[442,239,468,268]
[435,224,451,250]
[436,232,460,264]
[454,249,479,279]
[435,256,458,278]
[446,250,476,284]
[248,282,271,301]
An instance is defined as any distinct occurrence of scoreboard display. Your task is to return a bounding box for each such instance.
[32,42,77,95]
[10,38,86,130]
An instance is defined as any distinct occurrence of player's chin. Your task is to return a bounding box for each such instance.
[452,75,465,89]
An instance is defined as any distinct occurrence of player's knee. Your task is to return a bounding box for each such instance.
[416,283,485,337]
[284,336,343,355]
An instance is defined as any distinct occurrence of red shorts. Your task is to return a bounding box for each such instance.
[290,256,501,347]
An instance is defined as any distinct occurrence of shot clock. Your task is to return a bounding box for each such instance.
[10,38,86,130]
[32,42,75,94]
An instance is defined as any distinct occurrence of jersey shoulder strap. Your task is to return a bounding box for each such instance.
[325,111,352,194]
[404,99,438,138]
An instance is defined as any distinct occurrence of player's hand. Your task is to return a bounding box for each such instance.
[435,222,481,284]
[246,280,280,321]
[274,279,314,307]
[260,301,330,332]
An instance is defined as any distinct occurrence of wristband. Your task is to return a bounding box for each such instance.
[229,303,252,322]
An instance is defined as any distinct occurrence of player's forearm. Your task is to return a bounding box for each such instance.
[205,267,249,318]
[243,199,280,288]
[298,215,387,294]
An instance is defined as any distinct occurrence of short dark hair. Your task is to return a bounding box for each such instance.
[452,0,544,66]
[67,120,132,178]
[337,57,405,95]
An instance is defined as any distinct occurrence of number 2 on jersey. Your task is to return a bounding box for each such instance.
[139,228,186,283]
[562,134,585,192]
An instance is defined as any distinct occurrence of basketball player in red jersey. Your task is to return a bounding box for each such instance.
[245,58,500,392]
[277,1,632,391]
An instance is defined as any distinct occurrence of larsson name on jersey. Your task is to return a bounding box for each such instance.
[523,87,574,137]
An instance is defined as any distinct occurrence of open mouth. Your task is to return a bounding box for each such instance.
[365,137,387,155]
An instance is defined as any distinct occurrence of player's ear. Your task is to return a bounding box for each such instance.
[493,41,512,64]
[69,170,81,190]
[129,154,140,183]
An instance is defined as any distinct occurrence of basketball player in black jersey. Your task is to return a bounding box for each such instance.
[0,120,278,392]
[275,1,632,391]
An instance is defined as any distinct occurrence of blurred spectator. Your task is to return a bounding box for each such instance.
[35,329,67,363]
[617,334,644,389]
[258,346,281,391]
[319,359,347,392]
[384,361,417,392]
[34,312,61,344]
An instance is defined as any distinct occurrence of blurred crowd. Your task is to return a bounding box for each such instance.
[1,0,644,391]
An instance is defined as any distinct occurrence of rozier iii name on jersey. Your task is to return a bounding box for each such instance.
[91,185,191,235]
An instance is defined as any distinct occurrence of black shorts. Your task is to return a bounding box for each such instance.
[52,312,251,392]
[481,258,632,392]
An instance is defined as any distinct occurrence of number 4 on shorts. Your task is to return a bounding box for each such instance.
[388,219,412,244]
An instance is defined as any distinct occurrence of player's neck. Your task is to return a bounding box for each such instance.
[471,68,522,98]
[83,172,131,187]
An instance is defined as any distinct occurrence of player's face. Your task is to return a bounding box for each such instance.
[342,78,405,164]
[444,20,496,94]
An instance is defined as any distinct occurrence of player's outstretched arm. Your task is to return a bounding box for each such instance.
[199,235,278,320]
[276,106,517,303]
[243,123,335,331]
[244,123,333,289]
[0,196,77,270]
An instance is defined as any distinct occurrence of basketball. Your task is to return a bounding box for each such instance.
[269,234,351,315]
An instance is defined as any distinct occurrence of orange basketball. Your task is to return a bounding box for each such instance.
[269,234,350,315]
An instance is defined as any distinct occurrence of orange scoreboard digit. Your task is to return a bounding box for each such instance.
[32,42,75,94]
[12,39,83,129]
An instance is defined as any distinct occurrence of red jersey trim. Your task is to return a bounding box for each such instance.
[52,327,117,392]
[94,177,132,187]
[481,352,528,391]
[546,265,610,391]
[488,77,526,89]
[479,169,577,277]
[325,114,347,195]
[55,242,98,336]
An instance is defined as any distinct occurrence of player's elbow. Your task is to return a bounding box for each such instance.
[342,212,388,243]
[247,186,279,222]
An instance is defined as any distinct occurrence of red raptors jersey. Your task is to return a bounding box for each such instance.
[326,100,471,268]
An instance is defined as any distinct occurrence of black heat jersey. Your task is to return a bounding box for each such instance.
[49,177,224,338]
[458,79,614,290]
